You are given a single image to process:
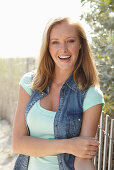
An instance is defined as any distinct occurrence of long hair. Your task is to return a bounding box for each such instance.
[31,17,99,91]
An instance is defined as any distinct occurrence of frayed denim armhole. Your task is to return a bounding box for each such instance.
[81,89,88,111]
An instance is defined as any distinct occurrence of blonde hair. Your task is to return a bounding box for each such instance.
[32,17,99,91]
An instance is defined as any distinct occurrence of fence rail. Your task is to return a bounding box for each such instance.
[94,111,114,170]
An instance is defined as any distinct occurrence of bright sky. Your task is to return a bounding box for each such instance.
[0,0,90,58]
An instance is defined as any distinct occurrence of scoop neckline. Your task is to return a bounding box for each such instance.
[37,100,56,114]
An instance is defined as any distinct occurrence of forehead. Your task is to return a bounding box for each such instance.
[50,21,77,39]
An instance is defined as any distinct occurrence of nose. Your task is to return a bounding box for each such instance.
[60,42,68,52]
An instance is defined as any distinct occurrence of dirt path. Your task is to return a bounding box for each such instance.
[0,118,17,170]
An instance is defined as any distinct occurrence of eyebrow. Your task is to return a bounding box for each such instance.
[50,38,59,41]
[50,36,77,41]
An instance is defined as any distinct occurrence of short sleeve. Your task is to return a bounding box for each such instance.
[83,86,105,112]
[19,72,33,96]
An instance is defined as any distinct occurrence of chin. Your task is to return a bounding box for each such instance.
[59,66,74,72]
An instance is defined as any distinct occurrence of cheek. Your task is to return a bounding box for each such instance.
[74,43,81,53]
[49,46,56,56]
[71,46,80,55]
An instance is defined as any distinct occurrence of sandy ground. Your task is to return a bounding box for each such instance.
[0,118,17,170]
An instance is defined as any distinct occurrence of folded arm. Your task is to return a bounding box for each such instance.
[12,86,67,157]
[74,104,102,170]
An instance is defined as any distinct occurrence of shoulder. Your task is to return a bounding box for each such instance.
[19,70,36,96]
[86,86,104,97]
[20,70,36,82]
[83,86,105,112]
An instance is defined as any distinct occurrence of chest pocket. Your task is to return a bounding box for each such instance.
[66,111,82,138]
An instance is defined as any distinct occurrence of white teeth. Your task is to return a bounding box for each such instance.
[59,56,70,59]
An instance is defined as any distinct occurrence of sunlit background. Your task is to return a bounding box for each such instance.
[0,0,113,169]
[0,0,90,58]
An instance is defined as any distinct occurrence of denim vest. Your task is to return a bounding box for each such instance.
[13,72,87,170]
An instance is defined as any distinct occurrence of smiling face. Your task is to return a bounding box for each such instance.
[49,21,81,73]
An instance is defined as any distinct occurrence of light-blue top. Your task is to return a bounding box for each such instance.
[19,72,105,170]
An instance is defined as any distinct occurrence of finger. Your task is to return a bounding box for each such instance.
[85,153,96,159]
[83,146,98,157]
[89,140,99,146]
[89,151,97,156]
[88,145,98,151]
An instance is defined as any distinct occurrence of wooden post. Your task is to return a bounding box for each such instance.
[103,114,109,170]
[94,127,99,169]
[26,58,29,72]
[98,111,104,170]
[108,119,114,170]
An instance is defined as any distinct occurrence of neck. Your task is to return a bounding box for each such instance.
[52,68,73,85]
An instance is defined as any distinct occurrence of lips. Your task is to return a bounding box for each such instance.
[58,56,71,59]
[58,55,71,63]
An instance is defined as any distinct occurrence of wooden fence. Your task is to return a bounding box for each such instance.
[94,111,114,170]
[0,57,37,123]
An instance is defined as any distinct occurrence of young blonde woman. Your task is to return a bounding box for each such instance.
[12,17,104,170]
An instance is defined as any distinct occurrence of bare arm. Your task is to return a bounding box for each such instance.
[74,104,102,170]
[12,86,67,157]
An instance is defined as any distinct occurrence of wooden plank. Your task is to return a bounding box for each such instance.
[103,114,109,170]
[98,111,104,170]
[108,119,114,170]
[94,128,99,169]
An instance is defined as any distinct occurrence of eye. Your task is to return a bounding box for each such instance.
[51,41,59,45]
[67,39,75,43]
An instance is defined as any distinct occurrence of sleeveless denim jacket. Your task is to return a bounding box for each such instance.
[13,72,88,170]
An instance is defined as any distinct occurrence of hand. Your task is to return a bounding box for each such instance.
[67,136,99,159]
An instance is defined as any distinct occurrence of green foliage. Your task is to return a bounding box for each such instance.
[104,0,111,5]
[81,0,114,115]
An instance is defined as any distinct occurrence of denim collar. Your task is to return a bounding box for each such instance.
[65,72,78,91]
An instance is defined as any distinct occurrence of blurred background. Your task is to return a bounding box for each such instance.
[0,0,113,169]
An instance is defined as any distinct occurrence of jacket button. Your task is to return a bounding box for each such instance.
[78,119,80,121]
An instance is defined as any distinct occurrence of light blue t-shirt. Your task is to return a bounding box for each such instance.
[26,100,58,170]
[19,72,105,112]
[19,72,105,170]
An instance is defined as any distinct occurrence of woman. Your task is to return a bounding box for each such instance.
[12,17,104,170]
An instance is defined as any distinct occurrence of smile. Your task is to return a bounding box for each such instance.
[58,56,71,59]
